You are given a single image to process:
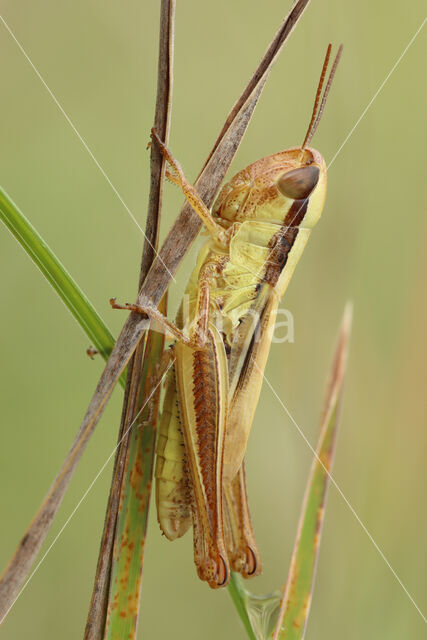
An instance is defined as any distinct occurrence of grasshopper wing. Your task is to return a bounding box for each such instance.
[224,283,278,482]
[155,366,192,540]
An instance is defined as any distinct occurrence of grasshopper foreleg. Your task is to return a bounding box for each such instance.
[151,128,229,248]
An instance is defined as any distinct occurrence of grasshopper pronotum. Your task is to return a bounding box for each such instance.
[112,44,342,588]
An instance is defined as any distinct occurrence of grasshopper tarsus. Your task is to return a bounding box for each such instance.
[109,297,144,314]
[197,552,229,589]
[231,545,260,579]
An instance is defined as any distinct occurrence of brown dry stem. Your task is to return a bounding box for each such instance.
[84,2,175,637]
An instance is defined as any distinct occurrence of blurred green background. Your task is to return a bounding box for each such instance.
[0,1,426,638]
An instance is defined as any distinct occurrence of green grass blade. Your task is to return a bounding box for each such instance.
[228,573,258,640]
[271,304,352,640]
[104,326,165,638]
[0,185,118,368]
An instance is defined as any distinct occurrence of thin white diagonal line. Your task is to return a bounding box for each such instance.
[327,17,426,169]
[1,356,175,622]
[257,364,427,624]
[0,14,177,284]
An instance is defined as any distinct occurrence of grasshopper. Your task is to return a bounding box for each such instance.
[111,44,342,588]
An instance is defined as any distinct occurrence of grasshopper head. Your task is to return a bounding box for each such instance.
[213,44,342,231]
[213,146,327,229]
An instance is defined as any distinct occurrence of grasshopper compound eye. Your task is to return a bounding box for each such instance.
[277,165,319,200]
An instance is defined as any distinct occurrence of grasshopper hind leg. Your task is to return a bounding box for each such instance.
[224,461,262,579]
[175,326,231,588]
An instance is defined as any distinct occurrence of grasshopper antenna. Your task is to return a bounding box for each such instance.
[301,43,343,150]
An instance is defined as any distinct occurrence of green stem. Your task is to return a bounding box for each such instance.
[0,185,124,386]
[228,573,257,640]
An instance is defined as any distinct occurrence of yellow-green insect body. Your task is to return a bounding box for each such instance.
[115,44,343,588]
[155,146,327,583]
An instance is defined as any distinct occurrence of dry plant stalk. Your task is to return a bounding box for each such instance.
[84,1,174,636]
[0,0,311,622]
